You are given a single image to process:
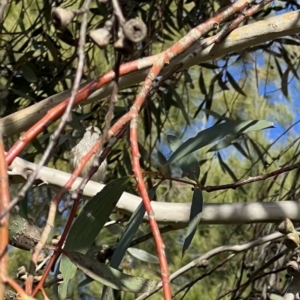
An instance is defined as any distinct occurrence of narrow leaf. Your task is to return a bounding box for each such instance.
[66,177,129,251]
[200,169,209,186]
[127,248,159,264]
[66,251,158,293]
[207,135,238,152]
[199,63,219,69]
[157,151,171,177]
[100,199,147,299]
[110,202,147,268]
[226,71,246,97]
[170,87,190,125]
[279,46,299,79]
[167,135,200,180]
[281,67,290,99]
[167,120,273,165]
[182,188,203,256]
[59,177,130,299]
[274,58,283,78]
[217,152,227,174]
[21,63,38,83]
[232,142,249,160]
[248,137,269,167]
[200,109,231,121]
[198,71,207,96]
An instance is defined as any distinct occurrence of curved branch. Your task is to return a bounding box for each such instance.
[136,230,285,300]
[1,10,300,137]
[9,157,300,228]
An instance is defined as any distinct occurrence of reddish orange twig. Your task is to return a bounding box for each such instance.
[130,60,172,299]
[0,135,10,298]
[30,199,80,297]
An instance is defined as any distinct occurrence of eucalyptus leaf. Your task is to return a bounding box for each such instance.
[59,177,130,299]
[127,247,159,264]
[182,188,203,257]
[157,150,171,177]
[167,135,200,180]
[66,250,158,293]
[100,191,152,299]
[207,135,239,152]
[167,120,274,165]
[21,63,38,83]
[226,71,246,96]
[170,87,190,125]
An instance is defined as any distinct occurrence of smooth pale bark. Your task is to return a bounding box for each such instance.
[9,157,300,228]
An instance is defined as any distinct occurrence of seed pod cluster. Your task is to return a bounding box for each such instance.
[278,218,300,250]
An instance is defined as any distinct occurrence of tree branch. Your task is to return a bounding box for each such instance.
[9,157,300,229]
[1,10,300,137]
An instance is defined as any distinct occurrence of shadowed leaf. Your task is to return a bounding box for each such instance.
[182,188,203,257]
[207,135,238,152]
[59,177,130,299]
[217,153,247,194]
[198,70,207,96]
[167,120,274,165]
[167,135,200,180]
[127,247,159,264]
[170,87,190,125]
[226,71,246,96]
[100,194,149,299]
[65,251,158,293]
[281,67,290,99]
[233,142,250,160]
[158,150,172,177]
[21,63,38,83]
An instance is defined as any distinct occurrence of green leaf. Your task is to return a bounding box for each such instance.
[281,67,290,99]
[127,247,159,264]
[200,109,231,121]
[199,63,219,69]
[217,152,226,174]
[274,57,283,78]
[232,142,250,160]
[21,63,38,83]
[111,202,146,268]
[198,71,207,96]
[157,150,171,177]
[170,87,190,126]
[279,45,299,79]
[226,71,246,97]
[207,135,239,152]
[217,153,247,194]
[65,251,158,293]
[59,177,130,299]
[200,169,209,186]
[67,177,129,251]
[182,188,203,257]
[167,120,274,165]
[10,87,35,101]
[167,135,200,180]
[100,199,147,299]
[247,137,269,167]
